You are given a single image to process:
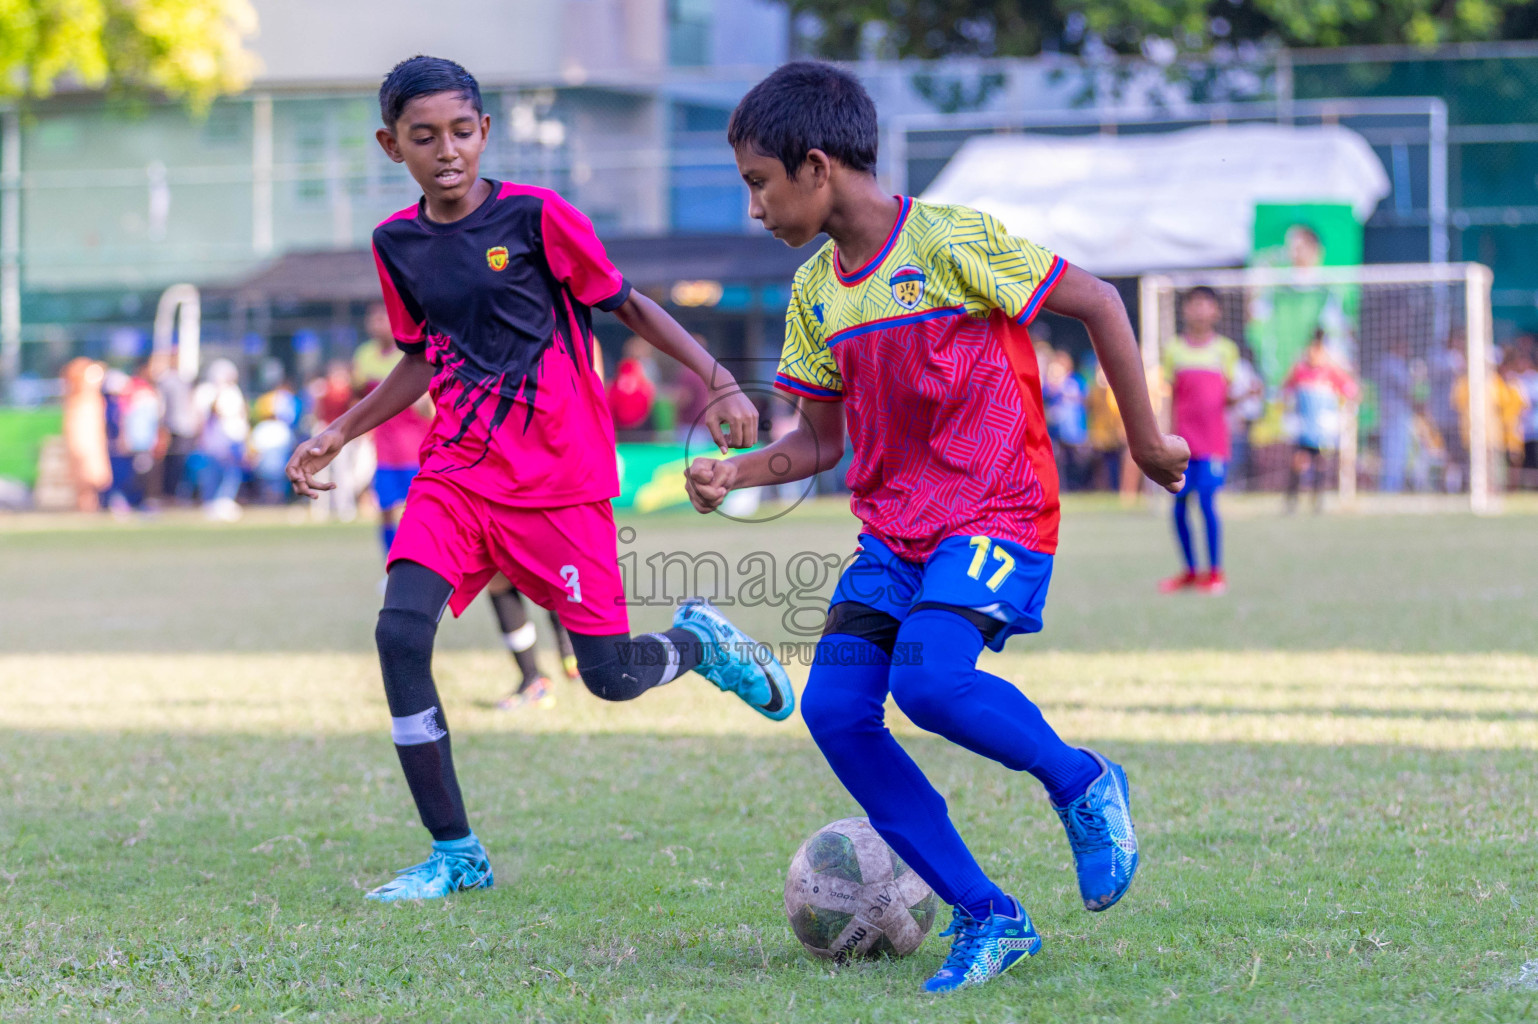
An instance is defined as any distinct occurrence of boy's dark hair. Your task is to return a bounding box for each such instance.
[728,61,877,177]
[1183,285,1220,304]
[379,55,482,128]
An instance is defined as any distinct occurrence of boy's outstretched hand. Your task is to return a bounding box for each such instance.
[1133,433,1191,494]
[685,457,739,513]
[705,389,760,453]
[286,428,346,499]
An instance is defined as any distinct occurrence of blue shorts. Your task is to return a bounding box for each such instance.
[373,465,418,510]
[829,533,1054,652]
[1179,457,1226,496]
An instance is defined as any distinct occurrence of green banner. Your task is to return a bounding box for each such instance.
[615,442,733,512]
[0,407,63,486]
[1246,203,1363,388]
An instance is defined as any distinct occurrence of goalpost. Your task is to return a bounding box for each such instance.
[1138,263,1496,513]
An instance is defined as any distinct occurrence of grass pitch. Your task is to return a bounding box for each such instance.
[1,497,1536,1022]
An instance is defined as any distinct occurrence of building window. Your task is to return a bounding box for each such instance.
[668,0,712,67]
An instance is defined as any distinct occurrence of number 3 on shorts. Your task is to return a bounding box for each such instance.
[560,565,582,603]
[966,536,1016,592]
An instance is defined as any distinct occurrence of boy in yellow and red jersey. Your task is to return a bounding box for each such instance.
[1158,286,1240,595]
[685,62,1189,993]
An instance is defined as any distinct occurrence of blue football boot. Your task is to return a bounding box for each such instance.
[673,598,795,721]
[922,897,1043,993]
[1053,748,1139,911]
[365,834,494,902]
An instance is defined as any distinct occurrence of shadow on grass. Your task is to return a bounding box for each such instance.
[1039,701,1538,723]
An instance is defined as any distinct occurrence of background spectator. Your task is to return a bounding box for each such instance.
[1283,332,1359,513]
[250,367,300,505]
[352,302,434,559]
[118,364,162,512]
[194,359,249,522]
[1043,349,1087,490]
[1377,337,1414,493]
[307,359,361,521]
[609,336,657,438]
[60,358,111,512]
[1511,339,1538,490]
[1494,347,1532,491]
[1227,350,1265,491]
[1429,330,1467,492]
[1084,362,1124,492]
[101,369,134,513]
[101,367,160,514]
[1451,351,1520,497]
[149,351,198,505]
[671,340,712,446]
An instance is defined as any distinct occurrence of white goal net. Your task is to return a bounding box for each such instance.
[1138,263,1497,512]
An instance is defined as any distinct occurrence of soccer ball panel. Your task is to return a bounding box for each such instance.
[784,817,938,960]
[788,904,854,950]
[803,828,863,884]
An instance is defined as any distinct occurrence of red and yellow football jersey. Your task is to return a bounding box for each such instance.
[775,197,1068,559]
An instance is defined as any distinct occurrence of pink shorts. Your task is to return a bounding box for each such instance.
[389,473,629,635]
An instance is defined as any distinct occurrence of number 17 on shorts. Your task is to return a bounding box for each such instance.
[918,533,1056,648]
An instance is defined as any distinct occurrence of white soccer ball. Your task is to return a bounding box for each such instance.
[784,816,939,961]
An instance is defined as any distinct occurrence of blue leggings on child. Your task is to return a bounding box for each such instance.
[1174,457,1225,571]
[801,608,1098,919]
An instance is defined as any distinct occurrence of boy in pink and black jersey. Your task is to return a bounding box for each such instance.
[1159,286,1239,595]
[287,56,793,903]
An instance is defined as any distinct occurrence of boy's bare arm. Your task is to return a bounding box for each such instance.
[685,398,844,513]
[1044,265,1189,492]
[612,291,759,452]
[286,353,434,498]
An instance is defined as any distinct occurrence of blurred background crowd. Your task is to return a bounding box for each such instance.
[45,312,1538,522]
[5,0,1538,516]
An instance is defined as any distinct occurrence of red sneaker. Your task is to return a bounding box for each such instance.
[1158,571,1199,594]
[1198,569,1228,595]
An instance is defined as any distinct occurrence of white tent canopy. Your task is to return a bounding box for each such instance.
[919,123,1391,276]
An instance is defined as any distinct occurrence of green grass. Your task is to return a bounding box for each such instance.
[2,498,1537,1022]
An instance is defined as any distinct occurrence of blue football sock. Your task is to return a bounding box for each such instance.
[1173,491,1197,571]
[801,635,1008,917]
[890,609,1099,806]
[381,522,398,560]
[1197,473,1222,570]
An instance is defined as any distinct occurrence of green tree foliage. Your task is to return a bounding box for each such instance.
[788,0,1538,59]
[0,0,257,109]
[789,0,1065,60]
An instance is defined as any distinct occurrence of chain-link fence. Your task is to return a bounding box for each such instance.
[3,45,1536,396]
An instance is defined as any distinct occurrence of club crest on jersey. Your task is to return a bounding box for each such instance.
[486,245,509,272]
[890,265,925,310]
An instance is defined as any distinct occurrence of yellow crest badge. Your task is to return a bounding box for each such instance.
[890,265,925,310]
[486,245,509,272]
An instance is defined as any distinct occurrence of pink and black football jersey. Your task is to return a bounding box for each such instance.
[371,180,629,507]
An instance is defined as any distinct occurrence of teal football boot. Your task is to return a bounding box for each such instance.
[365,834,494,902]
[673,598,794,721]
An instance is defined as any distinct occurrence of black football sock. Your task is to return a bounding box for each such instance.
[489,587,541,688]
[551,613,575,663]
[378,561,470,842]
[567,629,703,702]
